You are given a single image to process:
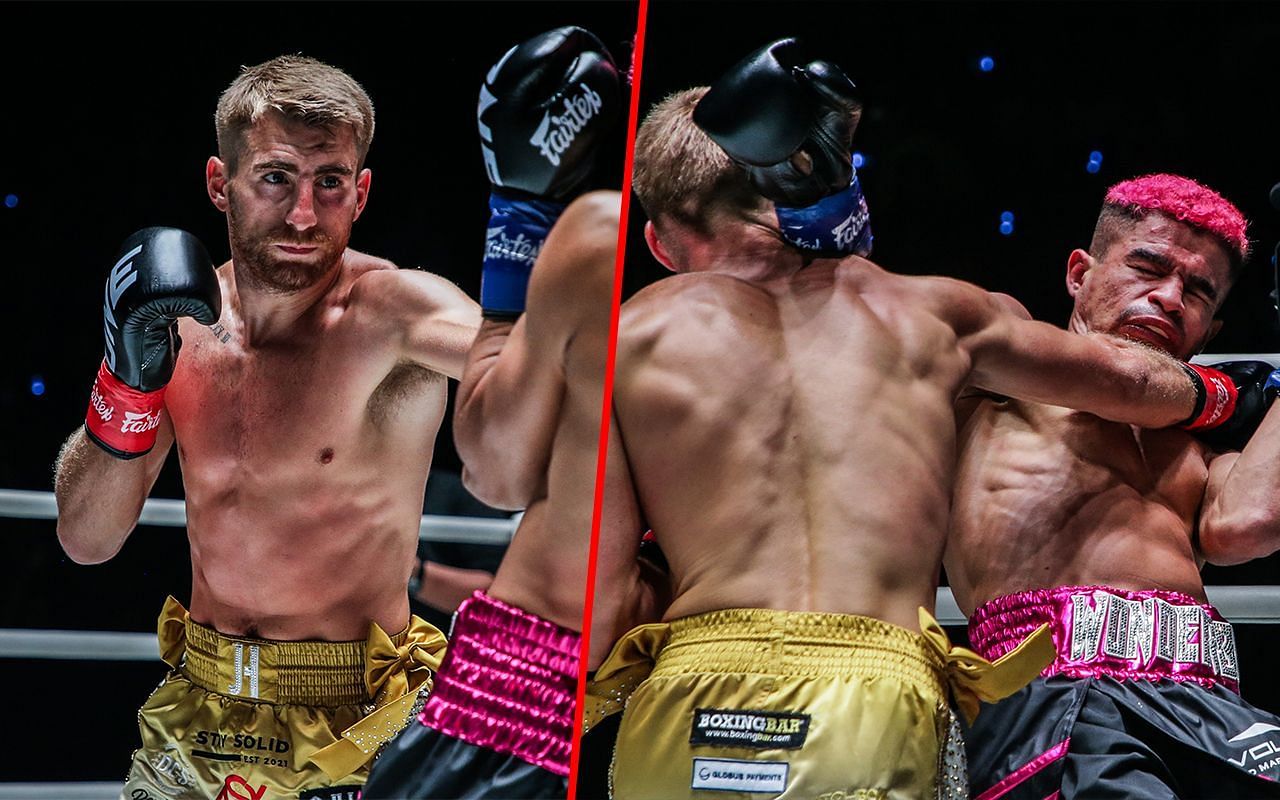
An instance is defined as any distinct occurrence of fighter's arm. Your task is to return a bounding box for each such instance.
[954,292,1032,424]
[586,414,659,670]
[942,277,1201,428]
[57,227,217,564]
[353,266,481,381]
[54,415,174,564]
[1196,406,1280,565]
[455,192,620,509]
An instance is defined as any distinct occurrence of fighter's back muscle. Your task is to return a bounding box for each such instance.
[948,398,1211,613]
[616,263,969,623]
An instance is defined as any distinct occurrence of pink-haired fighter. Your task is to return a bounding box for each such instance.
[949,174,1280,799]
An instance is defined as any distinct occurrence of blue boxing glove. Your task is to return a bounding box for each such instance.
[693,38,872,257]
[477,26,621,318]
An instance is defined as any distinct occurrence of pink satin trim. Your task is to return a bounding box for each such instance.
[969,585,1238,693]
[974,738,1070,800]
[417,591,581,777]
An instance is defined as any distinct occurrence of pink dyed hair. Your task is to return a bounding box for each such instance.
[1103,173,1249,265]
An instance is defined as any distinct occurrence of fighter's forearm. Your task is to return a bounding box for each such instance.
[53,427,158,564]
[413,559,495,614]
[972,318,1198,428]
[454,319,561,509]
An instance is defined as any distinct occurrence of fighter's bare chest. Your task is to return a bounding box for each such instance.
[1025,403,1208,502]
[165,323,394,455]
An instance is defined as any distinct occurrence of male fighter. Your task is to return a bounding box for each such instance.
[53,55,480,797]
[589,40,1251,799]
[362,27,633,798]
[949,174,1280,798]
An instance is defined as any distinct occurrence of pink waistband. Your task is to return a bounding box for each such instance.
[418,590,582,777]
[969,585,1239,693]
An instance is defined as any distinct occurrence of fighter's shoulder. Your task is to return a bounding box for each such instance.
[879,269,1019,332]
[619,274,743,341]
[345,250,467,315]
[554,190,621,241]
[530,190,621,300]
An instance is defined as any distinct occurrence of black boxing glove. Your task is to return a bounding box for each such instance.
[693,38,872,256]
[477,26,621,318]
[1184,360,1280,451]
[85,227,220,458]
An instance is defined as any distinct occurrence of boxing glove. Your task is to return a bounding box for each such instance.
[693,38,871,256]
[1184,360,1280,451]
[477,26,621,318]
[85,227,220,459]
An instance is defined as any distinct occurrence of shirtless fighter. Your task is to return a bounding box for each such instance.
[53,55,480,797]
[949,174,1280,799]
[588,40,1252,799]
[362,27,625,798]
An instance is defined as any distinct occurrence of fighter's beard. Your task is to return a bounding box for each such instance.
[227,201,344,294]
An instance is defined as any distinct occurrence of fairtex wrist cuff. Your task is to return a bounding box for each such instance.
[775,162,873,256]
[480,191,567,319]
[85,360,166,459]
[1178,362,1237,431]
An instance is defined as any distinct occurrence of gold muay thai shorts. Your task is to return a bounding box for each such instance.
[122,596,446,800]
[588,607,1053,800]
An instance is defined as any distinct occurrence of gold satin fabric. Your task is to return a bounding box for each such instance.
[122,596,446,798]
[591,607,1051,799]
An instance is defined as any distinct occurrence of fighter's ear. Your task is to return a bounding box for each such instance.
[645,220,677,272]
[1066,248,1094,298]
[206,157,229,212]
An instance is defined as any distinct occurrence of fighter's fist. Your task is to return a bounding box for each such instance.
[478,26,621,200]
[477,27,621,319]
[694,38,860,208]
[693,38,871,256]
[85,227,220,458]
[1186,360,1280,452]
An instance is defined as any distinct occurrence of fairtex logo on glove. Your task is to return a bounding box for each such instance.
[529,82,603,166]
[832,201,871,252]
[89,383,114,422]
[485,226,543,267]
[120,409,161,435]
[85,360,166,458]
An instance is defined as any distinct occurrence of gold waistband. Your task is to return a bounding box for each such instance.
[159,596,409,706]
[585,607,1056,733]
[156,596,448,780]
[652,607,948,701]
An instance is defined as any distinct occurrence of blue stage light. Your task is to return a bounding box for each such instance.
[3,194,17,208]
[852,152,866,169]
[1000,211,1015,223]
[30,376,45,397]
[979,56,995,72]
[1086,150,1103,174]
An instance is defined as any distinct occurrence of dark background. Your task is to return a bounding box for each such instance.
[623,0,1280,725]
[0,0,636,782]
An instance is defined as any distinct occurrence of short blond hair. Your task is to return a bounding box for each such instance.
[632,88,763,232]
[215,54,375,174]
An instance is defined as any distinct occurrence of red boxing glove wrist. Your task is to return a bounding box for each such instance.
[84,360,167,459]
[1178,363,1237,431]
